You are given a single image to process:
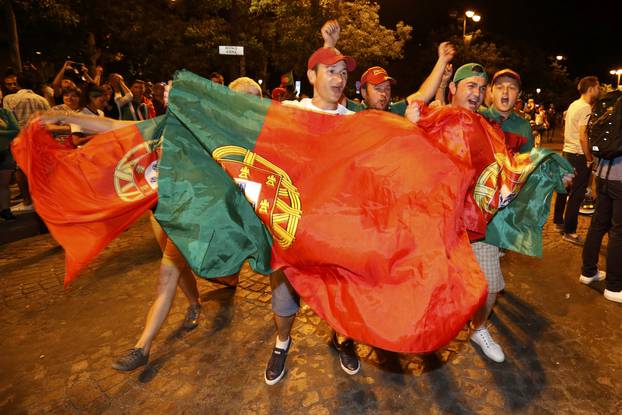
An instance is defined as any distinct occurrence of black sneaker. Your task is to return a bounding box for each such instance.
[112,348,149,371]
[182,303,201,330]
[0,209,16,221]
[332,332,360,375]
[264,339,290,385]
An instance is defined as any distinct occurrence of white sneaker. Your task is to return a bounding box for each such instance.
[470,327,505,363]
[604,289,622,303]
[579,270,606,285]
[12,202,34,213]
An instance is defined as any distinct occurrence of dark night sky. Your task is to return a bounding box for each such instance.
[377,0,620,82]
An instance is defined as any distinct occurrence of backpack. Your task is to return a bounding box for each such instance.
[588,90,622,160]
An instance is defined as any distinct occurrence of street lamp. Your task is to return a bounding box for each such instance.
[556,55,564,61]
[610,69,622,89]
[462,10,481,38]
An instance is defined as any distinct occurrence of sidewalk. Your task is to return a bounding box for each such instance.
[1,204,620,413]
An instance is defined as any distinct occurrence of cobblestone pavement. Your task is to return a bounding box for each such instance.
[1,207,620,414]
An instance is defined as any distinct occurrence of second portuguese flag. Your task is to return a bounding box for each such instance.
[157,70,488,353]
[12,118,162,286]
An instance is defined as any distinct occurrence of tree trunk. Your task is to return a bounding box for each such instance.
[229,0,240,78]
[4,0,22,73]
[86,32,98,74]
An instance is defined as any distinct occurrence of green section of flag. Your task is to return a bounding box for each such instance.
[166,70,271,151]
[135,115,166,144]
[484,150,573,256]
[154,71,274,278]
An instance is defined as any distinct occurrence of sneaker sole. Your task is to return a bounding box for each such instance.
[604,291,622,303]
[112,361,147,371]
[264,368,286,385]
[340,360,361,375]
[579,276,605,285]
[562,237,583,246]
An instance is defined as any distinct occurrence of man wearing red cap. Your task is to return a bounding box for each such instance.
[265,28,359,386]
[351,66,400,112]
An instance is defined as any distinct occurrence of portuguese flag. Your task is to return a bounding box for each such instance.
[11,118,162,286]
[157,71,571,352]
[157,71,493,353]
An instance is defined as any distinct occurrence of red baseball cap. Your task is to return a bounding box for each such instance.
[360,66,396,87]
[491,68,521,88]
[307,47,356,72]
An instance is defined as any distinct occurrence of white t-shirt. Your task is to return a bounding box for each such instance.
[80,107,104,117]
[563,98,592,154]
[283,97,353,115]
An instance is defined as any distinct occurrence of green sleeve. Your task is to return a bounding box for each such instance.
[519,123,534,153]
[0,109,20,151]
[389,100,408,116]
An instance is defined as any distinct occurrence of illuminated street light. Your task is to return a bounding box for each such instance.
[462,10,481,38]
[556,55,564,61]
[258,79,263,85]
[536,88,541,94]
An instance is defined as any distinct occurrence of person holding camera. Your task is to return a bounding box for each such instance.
[52,61,100,105]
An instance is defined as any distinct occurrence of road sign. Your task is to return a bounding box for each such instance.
[219,46,244,56]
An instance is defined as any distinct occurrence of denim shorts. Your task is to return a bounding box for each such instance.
[270,270,300,317]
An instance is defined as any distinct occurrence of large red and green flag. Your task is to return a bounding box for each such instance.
[155,70,554,353]
[11,117,162,286]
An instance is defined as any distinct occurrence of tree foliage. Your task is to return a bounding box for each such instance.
[7,0,411,86]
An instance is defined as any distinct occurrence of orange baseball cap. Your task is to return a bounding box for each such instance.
[360,66,396,87]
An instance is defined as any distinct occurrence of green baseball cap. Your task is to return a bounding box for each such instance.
[453,63,489,83]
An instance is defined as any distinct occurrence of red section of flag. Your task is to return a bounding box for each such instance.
[11,121,158,286]
[251,104,488,353]
[417,105,532,240]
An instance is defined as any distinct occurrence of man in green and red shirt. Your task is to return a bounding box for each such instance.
[479,69,534,153]
[472,68,533,363]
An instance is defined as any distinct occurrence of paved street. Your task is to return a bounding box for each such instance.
[1,197,621,414]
